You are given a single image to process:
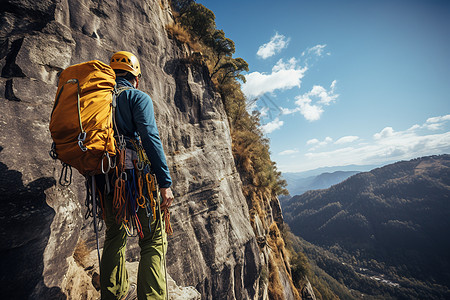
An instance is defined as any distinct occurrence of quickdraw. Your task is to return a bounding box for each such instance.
[136,174,146,208]
[84,175,104,264]
[145,173,157,221]
[113,174,127,223]
[126,169,144,239]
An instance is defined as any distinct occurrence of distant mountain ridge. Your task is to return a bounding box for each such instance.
[284,163,381,178]
[282,170,360,197]
[283,155,450,299]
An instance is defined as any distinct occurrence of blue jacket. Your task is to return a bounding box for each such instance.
[115,77,172,188]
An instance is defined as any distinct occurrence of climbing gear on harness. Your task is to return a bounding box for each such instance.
[83,174,107,268]
[59,163,72,187]
[91,176,102,264]
[105,136,174,241]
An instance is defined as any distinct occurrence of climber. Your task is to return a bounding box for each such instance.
[99,51,174,300]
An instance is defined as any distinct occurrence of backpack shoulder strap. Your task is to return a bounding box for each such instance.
[112,85,133,108]
[111,85,134,149]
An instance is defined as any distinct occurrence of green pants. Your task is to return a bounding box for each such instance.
[100,192,167,300]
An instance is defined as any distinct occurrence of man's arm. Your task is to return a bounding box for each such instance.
[131,90,173,189]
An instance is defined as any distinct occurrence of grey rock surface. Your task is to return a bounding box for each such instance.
[0,0,271,299]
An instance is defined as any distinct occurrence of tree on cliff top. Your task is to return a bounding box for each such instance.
[177,2,216,42]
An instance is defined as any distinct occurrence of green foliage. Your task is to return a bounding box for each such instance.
[173,2,249,88]
[281,225,345,299]
[170,0,194,12]
[290,251,309,285]
[214,57,249,85]
[177,2,216,43]
[208,29,235,65]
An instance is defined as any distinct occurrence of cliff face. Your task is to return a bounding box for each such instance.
[0,1,295,299]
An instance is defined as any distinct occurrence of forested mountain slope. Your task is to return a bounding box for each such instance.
[284,155,450,299]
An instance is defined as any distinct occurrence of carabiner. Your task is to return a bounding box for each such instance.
[59,163,72,186]
[49,142,58,159]
[101,152,111,174]
[118,134,126,150]
[77,132,87,151]
[110,155,117,169]
[78,140,88,152]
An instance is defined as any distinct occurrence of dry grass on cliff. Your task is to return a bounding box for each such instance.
[165,23,202,52]
[268,257,285,300]
[73,239,90,267]
[267,223,302,300]
[268,222,286,256]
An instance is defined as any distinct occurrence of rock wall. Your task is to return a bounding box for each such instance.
[0,1,297,299]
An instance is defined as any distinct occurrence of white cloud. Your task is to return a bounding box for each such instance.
[307,138,320,145]
[303,131,450,171]
[242,59,307,98]
[408,124,421,131]
[278,114,450,172]
[260,117,284,134]
[293,80,338,121]
[272,58,298,72]
[296,97,324,121]
[424,114,450,130]
[257,33,290,59]
[279,149,299,156]
[425,123,443,131]
[426,115,450,124]
[307,136,333,150]
[302,44,327,57]
[403,115,450,131]
[335,136,359,144]
[280,107,301,115]
[374,127,395,140]
[324,137,333,143]
[330,79,337,90]
[300,44,331,67]
[310,84,338,105]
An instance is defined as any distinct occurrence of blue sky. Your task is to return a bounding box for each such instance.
[197,0,450,173]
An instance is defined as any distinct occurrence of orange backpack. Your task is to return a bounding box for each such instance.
[49,60,119,179]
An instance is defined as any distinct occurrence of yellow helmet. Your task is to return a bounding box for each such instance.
[110,51,141,77]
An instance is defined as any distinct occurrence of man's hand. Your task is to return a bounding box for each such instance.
[160,187,174,210]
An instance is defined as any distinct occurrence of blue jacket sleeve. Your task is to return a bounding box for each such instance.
[130,90,172,188]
